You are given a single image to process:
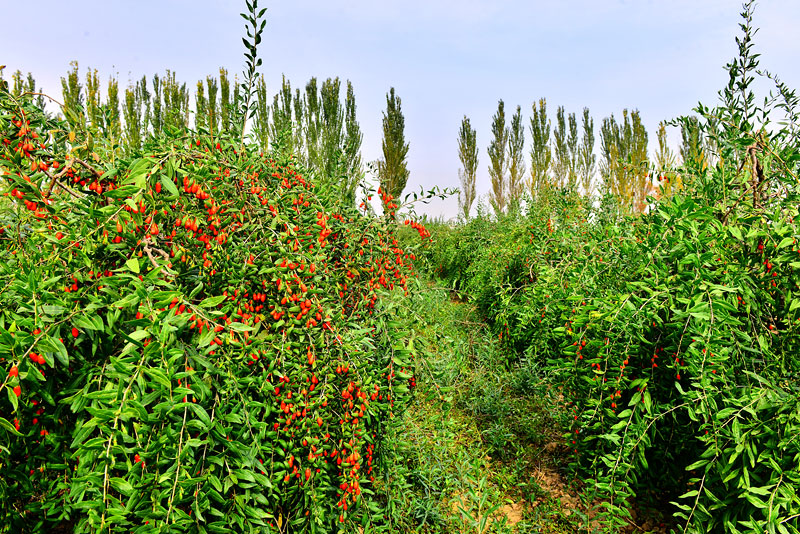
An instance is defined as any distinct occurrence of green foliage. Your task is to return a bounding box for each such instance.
[425,7,800,531]
[253,74,270,153]
[457,115,478,220]
[529,98,551,199]
[377,87,410,211]
[507,106,525,211]
[487,100,508,216]
[599,108,650,213]
[0,78,422,533]
[578,107,595,197]
[342,81,363,207]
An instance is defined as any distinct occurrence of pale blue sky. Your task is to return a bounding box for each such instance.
[3,1,799,218]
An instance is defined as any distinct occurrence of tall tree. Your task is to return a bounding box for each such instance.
[529,98,551,198]
[85,68,103,131]
[293,87,305,157]
[152,73,163,134]
[600,109,649,212]
[219,68,232,133]
[10,70,45,110]
[270,75,293,152]
[205,75,219,135]
[303,77,321,169]
[488,99,509,215]
[457,116,479,219]
[567,111,579,189]
[61,61,86,131]
[342,80,363,205]
[377,87,409,211]
[253,74,269,152]
[195,80,208,131]
[161,70,189,131]
[507,105,526,209]
[122,76,150,152]
[552,106,569,188]
[654,121,680,197]
[578,107,596,196]
[104,74,121,142]
[680,115,707,170]
[319,78,344,180]
[10,70,26,97]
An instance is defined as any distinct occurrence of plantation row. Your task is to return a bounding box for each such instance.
[0,56,437,533]
[423,14,800,532]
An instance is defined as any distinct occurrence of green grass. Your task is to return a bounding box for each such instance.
[377,279,583,533]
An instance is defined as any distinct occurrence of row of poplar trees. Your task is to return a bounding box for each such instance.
[1,63,411,209]
[458,98,715,218]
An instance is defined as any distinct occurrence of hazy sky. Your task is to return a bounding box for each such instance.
[3,1,799,218]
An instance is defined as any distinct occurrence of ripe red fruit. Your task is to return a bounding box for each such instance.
[72,327,79,338]
[13,385,21,397]
[56,232,64,240]
[9,366,18,377]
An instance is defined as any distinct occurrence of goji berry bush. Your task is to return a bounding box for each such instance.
[424,12,800,533]
[0,78,425,532]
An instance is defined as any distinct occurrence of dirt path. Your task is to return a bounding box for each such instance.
[385,282,671,533]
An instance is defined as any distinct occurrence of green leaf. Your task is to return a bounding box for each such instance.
[110,477,133,496]
[73,314,101,331]
[160,175,179,197]
[199,295,226,308]
[0,416,22,436]
[6,386,18,412]
[126,258,140,274]
[43,336,69,366]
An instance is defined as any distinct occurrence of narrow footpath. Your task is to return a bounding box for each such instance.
[384,281,587,533]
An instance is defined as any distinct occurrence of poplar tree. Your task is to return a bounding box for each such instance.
[253,74,269,152]
[552,106,569,188]
[161,71,189,131]
[457,115,478,219]
[488,99,509,215]
[507,105,526,209]
[122,77,150,152]
[529,98,551,198]
[85,68,103,131]
[104,74,121,142]
[627,110,650,212]
[220,68,232,133]
[29,73,45,111]
[10,70,45,110]
[578,108,596,196]
[319,78,344,179]
[270,76,293,152]
[599,109,649,212]
[342,80,363,204]
[152,73,163,134]
[61,61,86,130]
[293,88,305,159]
[654,121,680,197]
[680,116,707,169]
[377,87,409,208]
[567,111,579,190]
[205,76,219,135]
[195,81,208,131]
[10,70,26,97]
[303,77,321,169]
